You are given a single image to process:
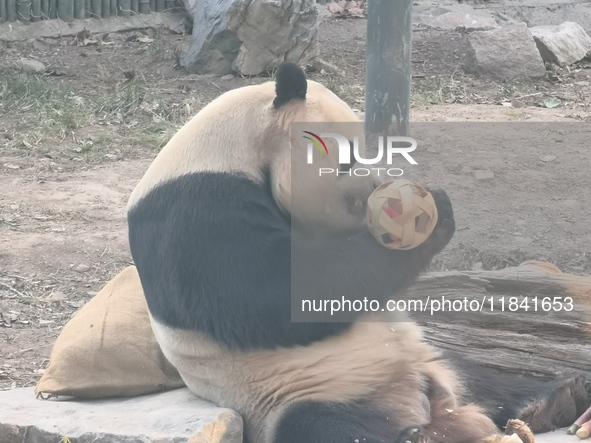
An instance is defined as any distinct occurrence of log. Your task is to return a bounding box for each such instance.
[31,0,41,21]
[47,0,55,18]
[118,0,129,16]
[90,0,99,17]
[57,0,73,21]
[41,0,48,18]
[406,261,591,379]
[73,0,84,19]
[0,0,6,23]
[138,0,148,13]
[16,0,29,23]
[6,0,16,21]
[101,0,109,17]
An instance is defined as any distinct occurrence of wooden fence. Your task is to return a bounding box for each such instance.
[0,0,180,23]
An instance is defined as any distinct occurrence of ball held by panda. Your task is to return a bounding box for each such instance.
[366,179,438,250]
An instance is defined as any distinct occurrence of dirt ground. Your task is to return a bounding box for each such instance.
[1,15,591,390]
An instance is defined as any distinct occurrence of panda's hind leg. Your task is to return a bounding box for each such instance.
[518,374,591,433]
[273,400,418,443]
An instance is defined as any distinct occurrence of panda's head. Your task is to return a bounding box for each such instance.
[128,62,371,231]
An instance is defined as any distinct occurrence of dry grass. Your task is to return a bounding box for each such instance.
[0,67,183,161]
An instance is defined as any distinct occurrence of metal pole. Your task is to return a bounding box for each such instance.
[365,0,413,139]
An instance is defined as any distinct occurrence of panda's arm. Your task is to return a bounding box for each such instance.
[129,173,453,351]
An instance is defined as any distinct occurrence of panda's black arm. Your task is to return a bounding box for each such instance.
[129,173,453,351]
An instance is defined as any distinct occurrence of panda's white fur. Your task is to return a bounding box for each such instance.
[128,78,371,232]
[127,63,502,443]
[151,314,498,443]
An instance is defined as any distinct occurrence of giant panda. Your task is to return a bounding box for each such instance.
[127,62,590,443]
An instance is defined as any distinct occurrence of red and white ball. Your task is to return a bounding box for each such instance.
[366,180,438,250]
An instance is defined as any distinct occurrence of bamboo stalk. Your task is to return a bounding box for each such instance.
[101,0,108,17]
[154,0,162,11]
[130,0,137,13]
[31,0,40,21]
[138,0,148,13]
[57,0,73,21]
[109,0,115,16]
[90,0,99,17]
[41,0,48,17]
[148,0,153,12]
[164,0,173,10]
[118,0,129,17]
[73,0,83,18]
[84,0,89,17]
[0,0,6,23]
[6,0,16,21]
[48,0,55,18]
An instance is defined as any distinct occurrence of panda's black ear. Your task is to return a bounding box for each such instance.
[273,62,307,109]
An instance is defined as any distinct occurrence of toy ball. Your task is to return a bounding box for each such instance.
[366,179,438,250]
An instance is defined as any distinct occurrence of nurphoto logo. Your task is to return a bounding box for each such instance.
[302,131,419,177]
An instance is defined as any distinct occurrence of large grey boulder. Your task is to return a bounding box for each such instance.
[530,22,591,67]
[463,24,547,81]
[0,387,243,443]
[184,0,318,76]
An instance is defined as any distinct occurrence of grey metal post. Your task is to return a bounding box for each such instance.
[365,0,413,139]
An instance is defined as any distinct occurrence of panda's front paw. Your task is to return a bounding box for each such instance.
[425,188,455,255]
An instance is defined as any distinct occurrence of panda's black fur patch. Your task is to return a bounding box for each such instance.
[274,400,406,443]
[128,171,451,351]
[273,62,307,108]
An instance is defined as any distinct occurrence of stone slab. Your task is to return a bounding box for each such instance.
[0,387,243,443]
[535,429,579,442]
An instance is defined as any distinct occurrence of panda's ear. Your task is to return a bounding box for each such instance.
[273,62,307,109]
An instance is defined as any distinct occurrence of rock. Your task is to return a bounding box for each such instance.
[463,24,547,81]
[184,0,318,76]
[460,166,473,174]
[511,98,527,108]
[474,170,495,181]
[413,3,518,30]
[530,22,591,67]
[0,387,243,443]
[541,155,557,162]
[47,291,66,303]
[74,263,91,273]
[221,74,235,80]
[425,12,499,31]
[15,58,46,73]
